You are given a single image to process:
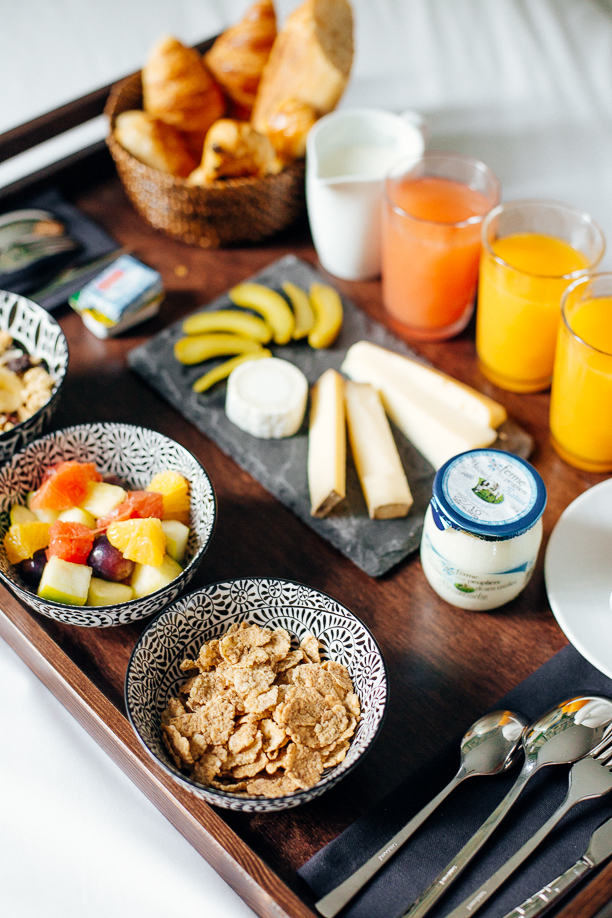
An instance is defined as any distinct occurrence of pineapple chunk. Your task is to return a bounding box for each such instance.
[87,577,134,606]
[147,471,190,524]
[80,482,126,518]
[4,521,50,564]
[130,554,183,598]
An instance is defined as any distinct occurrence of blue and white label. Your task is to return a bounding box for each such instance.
[442,451,537,529]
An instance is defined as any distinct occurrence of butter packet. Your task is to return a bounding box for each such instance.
[69,254,164,338]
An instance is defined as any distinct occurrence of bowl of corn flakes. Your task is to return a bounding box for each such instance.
[0,290,68,464]
[0,423,216,627]
[125,578,388,811]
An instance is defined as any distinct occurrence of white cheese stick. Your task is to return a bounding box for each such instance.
[345,381,413,520]
[341,346,497,469]
[308,369,346,517]
[342,340,507,429]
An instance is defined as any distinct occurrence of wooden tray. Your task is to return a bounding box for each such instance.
[1,145,611,917]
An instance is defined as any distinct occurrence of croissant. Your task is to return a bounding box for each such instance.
[142,36,226,136]
[114,111,198,177]
[187,119,282,185]
[205,0,276,115]
[252,0,353,136]
[261,97,317,159]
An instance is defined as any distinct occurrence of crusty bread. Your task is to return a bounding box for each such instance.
[142,35,226,135]
[187,119,283,185]
[114,110,198,177]
[251,0,353,136]
[205,0,276,115]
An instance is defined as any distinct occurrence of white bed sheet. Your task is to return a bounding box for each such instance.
[3,2,612,916]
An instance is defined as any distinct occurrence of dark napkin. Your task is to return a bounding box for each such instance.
[2,188,119,309]
[299,644,612,918]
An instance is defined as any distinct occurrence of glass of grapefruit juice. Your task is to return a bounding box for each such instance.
[477,200,605,393]
[550,274,612,472]
[382,151,500,341]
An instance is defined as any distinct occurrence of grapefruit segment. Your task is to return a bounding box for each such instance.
[30,462,101,512]
[47,521,96,565]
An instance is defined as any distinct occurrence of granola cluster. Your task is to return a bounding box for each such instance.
[161,622,360,798]
[0,333,54,431]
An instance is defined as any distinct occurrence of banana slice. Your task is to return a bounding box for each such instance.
[282,281,315,339]
[0,367,23,413]
[192,350,271,393]
[309,283,343,349]
[182,310,273,343]
[174,333,264,365]
[229,282,295,344]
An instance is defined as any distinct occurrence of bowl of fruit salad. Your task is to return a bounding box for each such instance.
[0,290,68,464]
[0,423,216,626]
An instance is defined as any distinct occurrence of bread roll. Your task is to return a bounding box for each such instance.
[205,0,276,114]
[260,97,317,159]
[142,35,226,135]
[252,0,353,134]
[187,119,282,185]
[114,110,198,177]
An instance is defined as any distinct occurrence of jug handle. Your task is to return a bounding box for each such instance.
[400,110,428,143]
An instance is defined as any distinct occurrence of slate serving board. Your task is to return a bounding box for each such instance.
[128,254,532,577]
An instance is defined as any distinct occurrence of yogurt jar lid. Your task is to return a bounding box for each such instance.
[431,448,546,540]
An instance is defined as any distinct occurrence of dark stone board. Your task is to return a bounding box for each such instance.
[128,255,532,577]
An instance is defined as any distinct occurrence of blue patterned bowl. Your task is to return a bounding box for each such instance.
[125,578,388,812]
[0,423,216,626]
[0,290,68,465]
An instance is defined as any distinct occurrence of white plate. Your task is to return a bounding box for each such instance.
[545,478,612,678]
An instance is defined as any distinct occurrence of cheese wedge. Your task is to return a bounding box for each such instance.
[342,341,507,429]
[341,347,497,469]
[308,369,346,517]
[345,381,413,520]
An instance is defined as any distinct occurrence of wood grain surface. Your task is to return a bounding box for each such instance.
[2,162,611,918]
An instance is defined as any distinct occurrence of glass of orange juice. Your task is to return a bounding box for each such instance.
[477,200,605,393]
[381,151,500,341]
[550,273,612,472]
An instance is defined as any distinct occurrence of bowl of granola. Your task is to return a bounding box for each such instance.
[125,578,388,812]
[0,289,68,464]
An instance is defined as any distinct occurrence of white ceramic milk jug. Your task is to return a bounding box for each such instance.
[306,108,426,281]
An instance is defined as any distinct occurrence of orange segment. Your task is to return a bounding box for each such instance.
[4,521,50,564]
[106,518,166,567]
[146,471,190,524]
[31,461,101,512]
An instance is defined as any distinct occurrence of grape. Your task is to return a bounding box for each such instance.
[6,354,32,375]
[19,548,47,587]
[103,474,130,489]
[87,535,135,582]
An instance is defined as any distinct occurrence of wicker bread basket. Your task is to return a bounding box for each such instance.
[104,73,306,248]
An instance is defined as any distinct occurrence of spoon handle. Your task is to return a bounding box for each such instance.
[314,769,466,918]
[401,763,534,918]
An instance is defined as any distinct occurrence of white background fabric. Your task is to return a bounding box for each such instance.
[2,2,612,915]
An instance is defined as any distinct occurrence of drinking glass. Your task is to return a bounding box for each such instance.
[477,200,605,393]
[550,273,612,472]
[381,151,500,341]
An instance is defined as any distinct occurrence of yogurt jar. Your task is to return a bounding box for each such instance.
[420,449,546,611]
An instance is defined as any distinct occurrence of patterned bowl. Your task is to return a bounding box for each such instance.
[0,290,68,465]
[0,423,216,627]
[125,578,388,812]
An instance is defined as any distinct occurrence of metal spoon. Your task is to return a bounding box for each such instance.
[402,695,612,918]
[314,709,528,918]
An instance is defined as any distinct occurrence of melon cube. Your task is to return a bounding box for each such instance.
[130,554,182,598]
[37,556,92,606]
[58,507,97,529]
[160,519,190,564]
[87,577,134,606]
[27,491,59,523]
[80,482,126,519]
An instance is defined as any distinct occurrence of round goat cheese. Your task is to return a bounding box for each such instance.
[225,357,308,439]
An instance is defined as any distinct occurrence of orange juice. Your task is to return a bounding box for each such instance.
[550,287,612,471]
[476,199,605,393]
[382,169,497,340]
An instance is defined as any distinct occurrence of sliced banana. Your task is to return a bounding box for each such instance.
[309,283,343,349]
[192,350,271,393]
[182,310,272,343]
[174,333,264,365]
[229,283,295,345]
[282,281,315,339]
[0,367,23,413]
